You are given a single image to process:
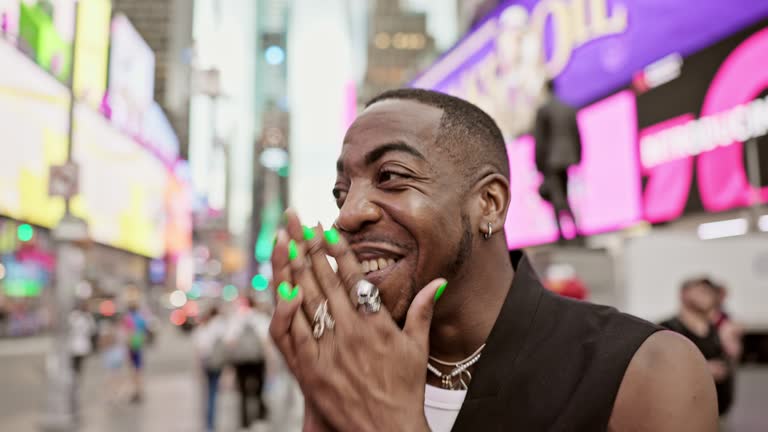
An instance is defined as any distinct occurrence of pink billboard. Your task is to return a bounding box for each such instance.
[497,21,768,248]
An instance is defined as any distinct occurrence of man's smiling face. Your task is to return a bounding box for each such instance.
[333,99,472,323]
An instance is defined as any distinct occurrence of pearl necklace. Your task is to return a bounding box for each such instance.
[426,344,486,390]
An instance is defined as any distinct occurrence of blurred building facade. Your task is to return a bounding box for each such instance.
[0,0,194,336]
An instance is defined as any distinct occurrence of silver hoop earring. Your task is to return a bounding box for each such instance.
[483,222,493,240]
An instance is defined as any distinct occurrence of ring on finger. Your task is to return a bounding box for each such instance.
[355,280,382,314]
[312,300,334,339]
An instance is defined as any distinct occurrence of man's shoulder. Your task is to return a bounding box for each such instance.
[540,290,660,341]
[609,331,719,431]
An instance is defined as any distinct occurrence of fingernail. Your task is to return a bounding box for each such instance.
[434,282,447,302]
[302,225,316,241]
[278,281,299,301]
[324,227,340,245]
[288,240,298,261]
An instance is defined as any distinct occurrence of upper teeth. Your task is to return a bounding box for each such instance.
[361,258,396,273]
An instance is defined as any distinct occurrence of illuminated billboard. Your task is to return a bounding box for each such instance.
[413,1,768,248]
[72,103,168,258]
[108,13,155,136]
[72,0,111,107]
[0,39,69,228]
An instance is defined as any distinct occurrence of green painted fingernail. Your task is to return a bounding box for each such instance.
[434,282,447,302]
[324,228,340,245]
[288,240,298,261]
[303,225,316,241]
[278,281,299,301]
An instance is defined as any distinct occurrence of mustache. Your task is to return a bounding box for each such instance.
[345,233,411,250]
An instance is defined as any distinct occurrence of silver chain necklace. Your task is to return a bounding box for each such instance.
[426,344,486,390]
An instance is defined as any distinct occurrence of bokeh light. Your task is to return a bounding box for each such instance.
[186,282,202,300]
[264,45,285,65]
[222,284,238,302]
[17,224,34,242]
[169,289,188,308]
[251,274,269,291]
[99,300,116,317]
[183,300,199,317]
[170,309,187,326]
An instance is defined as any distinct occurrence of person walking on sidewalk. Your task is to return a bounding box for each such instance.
[194,305,228,432]
[122,301,150,403]
[68,299,96,418]
[226,297,271,430]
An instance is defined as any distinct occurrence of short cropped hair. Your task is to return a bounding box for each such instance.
[366,89,509,184]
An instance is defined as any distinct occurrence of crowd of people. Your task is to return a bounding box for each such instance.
[193,297,275,432]
[66,299,153,408]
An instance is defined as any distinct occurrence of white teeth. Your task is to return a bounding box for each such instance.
[361,258,398,273]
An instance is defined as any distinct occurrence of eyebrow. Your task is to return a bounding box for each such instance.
[336,141,426,173]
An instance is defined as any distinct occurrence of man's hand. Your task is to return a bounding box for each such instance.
[707,359,729,382]
[269,210,443,432]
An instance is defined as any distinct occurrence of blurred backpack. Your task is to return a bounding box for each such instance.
[124,311,148,351]
[229,320,263,363]
[205,333,228,370]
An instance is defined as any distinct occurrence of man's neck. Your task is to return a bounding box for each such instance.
[678,307,711,338]
[428,243,515,363]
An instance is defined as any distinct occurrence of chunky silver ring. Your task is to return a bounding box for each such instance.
[312,300,334,339]
[355,280,382,314]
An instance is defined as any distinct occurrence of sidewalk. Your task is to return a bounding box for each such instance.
[0,326,303,432]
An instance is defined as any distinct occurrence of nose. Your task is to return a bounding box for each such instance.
[335,182,382,233]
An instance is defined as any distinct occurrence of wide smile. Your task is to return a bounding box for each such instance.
[352,244,405,287]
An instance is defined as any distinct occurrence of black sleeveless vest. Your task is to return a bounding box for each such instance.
[452,253,660,431]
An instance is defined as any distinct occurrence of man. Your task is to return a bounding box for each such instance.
[270,89,717,431]
[226,296,271,429]
[67,299,96,418]
[533,80,582,241]
[661,278,735,416]
[122,301,149,403]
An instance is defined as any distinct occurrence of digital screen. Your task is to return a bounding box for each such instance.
[72,0,111,108]
[72,103,168,258]
[413,1,768,249]
[108,13,155,136]
[0,39,69,228]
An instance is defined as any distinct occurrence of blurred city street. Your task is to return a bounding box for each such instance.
[1,328,767,431]
[1,0,767,431]
[0,326,303,432]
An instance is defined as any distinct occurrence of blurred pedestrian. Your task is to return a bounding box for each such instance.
[99,318,127,402]
[711,282,744,364]
[68,300,96,376]
[122,301,150,403]
[534,79,582,242]
[661,278,734,415]
[194,305,228,432]
[226,296,271,430]
[68,300,96,418]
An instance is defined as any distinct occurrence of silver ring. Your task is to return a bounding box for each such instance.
[355,280,382,314]
[312,300,334,339]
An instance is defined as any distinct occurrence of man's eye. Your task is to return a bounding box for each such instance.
[378,170,409,183]
[332,188,345,199]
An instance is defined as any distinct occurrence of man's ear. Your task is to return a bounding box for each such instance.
[474,172,510,230]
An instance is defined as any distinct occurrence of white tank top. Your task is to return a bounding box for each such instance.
[424,385,467,432]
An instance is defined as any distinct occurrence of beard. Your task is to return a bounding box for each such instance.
[395,212,474,328]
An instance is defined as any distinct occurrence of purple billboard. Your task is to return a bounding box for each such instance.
[412,1,768,249]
